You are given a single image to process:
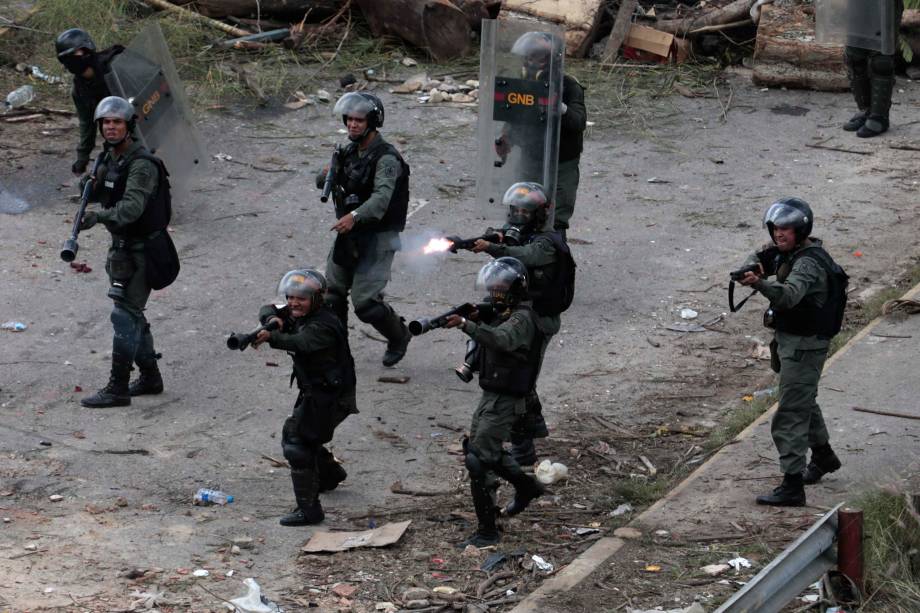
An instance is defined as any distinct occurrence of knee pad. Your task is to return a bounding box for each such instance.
[464,449,489,479]
[354,301,388,325]
[282,440,317,469]
[869,53,895,77]
[844,48,869,77]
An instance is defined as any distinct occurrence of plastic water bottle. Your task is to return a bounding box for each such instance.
[194,488,234,505]
[3,85,34,112]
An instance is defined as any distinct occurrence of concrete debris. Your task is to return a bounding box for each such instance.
[401,587,430,601]
[701,563,730,576]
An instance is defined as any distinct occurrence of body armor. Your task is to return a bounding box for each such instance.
[478,307,543,397]
[100,147,170,237]
[337,140,410,232]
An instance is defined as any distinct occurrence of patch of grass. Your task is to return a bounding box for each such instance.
[611,476,675,507]
[705,392,776,452]
[853,489,920,612]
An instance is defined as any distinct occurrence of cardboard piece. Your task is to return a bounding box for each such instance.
[301,520,411,553]
[624,24,675,60]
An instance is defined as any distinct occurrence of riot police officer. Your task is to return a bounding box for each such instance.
[78,96,172,408]
[445,258,545,547]
[318,92,412,367]
[506,32,586,235]
[842,0,904,137]
[469,182,574,468]
[736,198,846,506]
[252,270,357,526]
[54,29,124,174]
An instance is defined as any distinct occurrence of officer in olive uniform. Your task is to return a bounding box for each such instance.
[503,32,587,236]
[737,198,845,506]
[470,183,569,467]
[55,29,124,174]
[253,269,358,526]
[317,92,412,367]
[842,0,904,137]
[445,258,545,547]
[78,96,170,408]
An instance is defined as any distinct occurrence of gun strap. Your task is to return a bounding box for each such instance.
[728,280,757,313]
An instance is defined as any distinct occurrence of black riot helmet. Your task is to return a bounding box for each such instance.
[277,269,327,313]
[511,31,563,80]
[763,197,813,244]
[55,29,97,75]
[502,182,549,234]
[94,96,136,145]
[475,257,528,310]
[333,92,384,141]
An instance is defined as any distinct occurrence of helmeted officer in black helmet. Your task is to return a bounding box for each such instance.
[55,29,124,174]
[316,92,412,367]
[252,269,358,526]
[468,182,576,469]
[735,197,848,506]
[77,96,174,408]
[444,257,546,548]
[505,31,586,236]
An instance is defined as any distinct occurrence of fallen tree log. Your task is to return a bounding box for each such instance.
[174,0,342,20]
[656,0,755,37]
[501,0,608,57]
[448,0,501,31]
[751,4,847,91]
[355,0,470,61]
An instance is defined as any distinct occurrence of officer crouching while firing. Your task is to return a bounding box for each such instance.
[468,182,574,469]
[735,198,847,506]
[78,96,172,408]
[252,269,358,526]
[444,258,545,547]
[317,92,412,367]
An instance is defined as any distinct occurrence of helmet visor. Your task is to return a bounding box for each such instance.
[763,202,809,229]
[333,93,376,119]
[278,270,325,299]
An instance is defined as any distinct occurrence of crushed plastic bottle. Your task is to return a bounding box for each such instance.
[193,488,234,506]
[3,85,34,112]
[1,321,27,332]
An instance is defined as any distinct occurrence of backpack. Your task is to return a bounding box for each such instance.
[532,232,577,316]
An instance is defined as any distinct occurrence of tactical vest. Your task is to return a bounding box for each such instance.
[289,308,357,393]
[338,138,410,232]
[772,245,848,339]
[72,46,123,109]
[478,306,543,397]
[101,147,171,238]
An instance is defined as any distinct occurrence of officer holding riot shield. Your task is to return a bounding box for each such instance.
[816,0,904,137]
[251,270,358,526]
[509,32,587,235]
[55,29,124,174]
[76,96,173,408]
[316,92,412,367]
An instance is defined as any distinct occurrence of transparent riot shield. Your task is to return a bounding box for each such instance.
[815,0,899,55]
[106,22,206,195]
[476,18,564,230]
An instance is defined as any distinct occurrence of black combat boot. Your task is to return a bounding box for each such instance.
[317,447,347,493]
[375,309,411,367]
[858,71,894,138]
[456,478,500,548]
[803,444,842,485]
[129,363,163,397]
[280,469,325,526]
[756,473,806,507]
[843,111,869,132]
[81,359,131,408]
[496,453,545,516]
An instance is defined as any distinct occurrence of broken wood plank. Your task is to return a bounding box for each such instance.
[656,0,754,37]
[356,0,470,61]
[502,0,608,57]
[143,0,251,37]
[602,0,637,64]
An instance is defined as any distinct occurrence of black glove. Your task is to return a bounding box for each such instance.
[79,211,98,231]
[72,158,89,174]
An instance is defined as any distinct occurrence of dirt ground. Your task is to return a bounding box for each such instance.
[2,55,920,612]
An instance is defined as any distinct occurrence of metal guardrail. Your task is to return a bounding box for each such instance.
[715,503,844,613]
